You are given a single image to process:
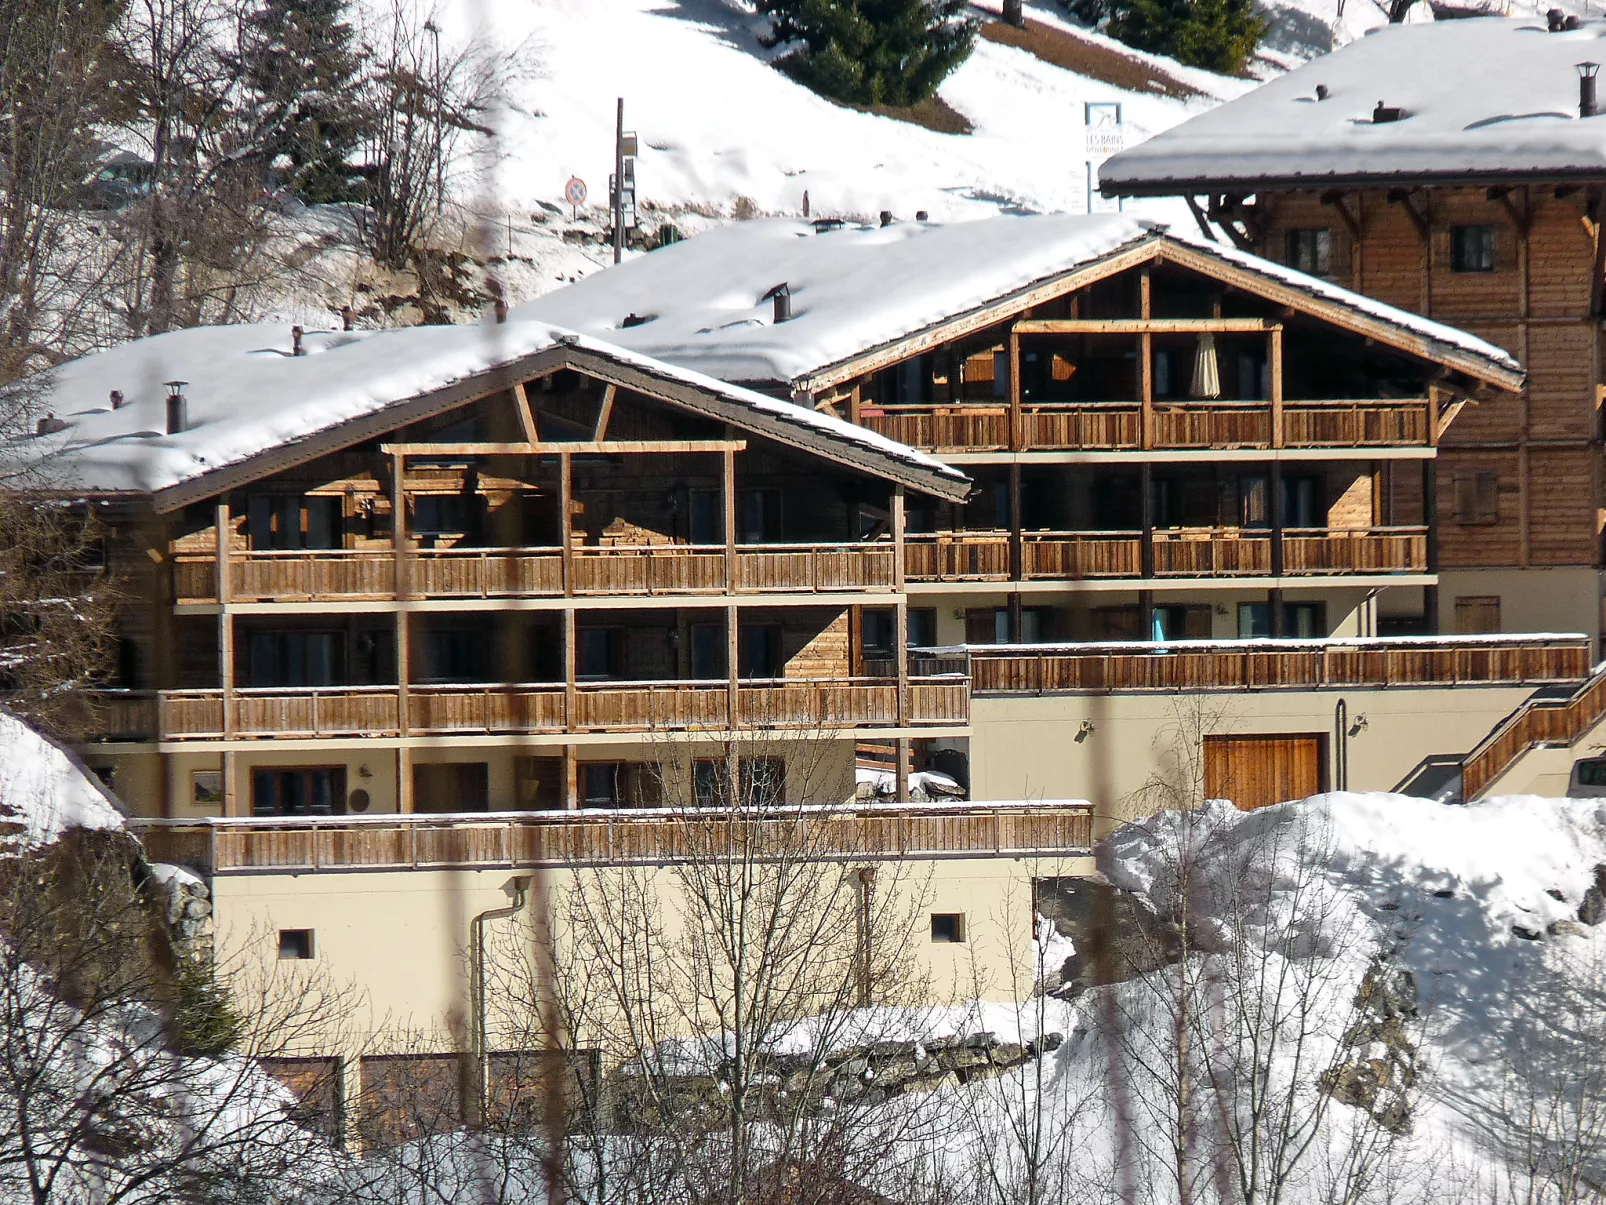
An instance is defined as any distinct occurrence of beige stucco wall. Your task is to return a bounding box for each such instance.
[967,684,1538,825]
[1436,567,1601,656]
[212,850,1091,1054]
[1479,709,1606,798]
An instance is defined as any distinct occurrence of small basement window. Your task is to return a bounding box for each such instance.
[930,913,966,944]
[278,929,315,960]
[1450,225,1495,273]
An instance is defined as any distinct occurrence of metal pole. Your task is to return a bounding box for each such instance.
[613,98,625,265]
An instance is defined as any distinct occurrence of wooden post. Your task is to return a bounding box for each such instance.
[848,381,862,426]
[1139,589,1155,642]
[1008,594,1024,646]
[1008,463,1023,588]
[1139,462,1154,580]
[563,745,578,810]
[727,603,740,730]
[1269,325,1284,449]
[1423,458,1439,635]
[1268,587,1285,638]
[1426,385,1441,448]
[1139,265,1153,451]
[559,451,573,596]
[564,607,577,732]
[1008,331,1022,452]
[892,484,906,593]
[1270,460,1285,581]
[392,452,413,813]
[216,501,238,816]
[723,446,737,592]
[592,383,617,440]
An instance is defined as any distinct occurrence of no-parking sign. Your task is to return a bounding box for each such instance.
[564,177,588,208]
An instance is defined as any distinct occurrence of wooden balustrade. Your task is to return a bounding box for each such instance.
[149,675,968,741]
[1462,664,1606,798]
[1282,528,1427,574]
[128,800,1093,875]
[89,691,159,741]
[856,398,1430,452]
[904,533,1011,581]
[175,542,893,603]
[959,635,1590,696]
[1022,532,1141,579]
[1152,530,1272,576]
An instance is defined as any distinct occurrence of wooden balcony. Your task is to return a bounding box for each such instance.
[148,675,969,742]
[942,635,1590,695]
[906,527,1428,583]
[858,399,1430,454]
[127,800,1093,876]
[172,542,896,604]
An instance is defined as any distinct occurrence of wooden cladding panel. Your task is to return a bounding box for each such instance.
[1434,450,1523,569]
[1204,734,1324,812]
[131,804,1092,875]
[1526,445,1598,566]
[1523,322,1598,441]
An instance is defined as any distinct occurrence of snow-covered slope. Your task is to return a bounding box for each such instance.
[0,710,124,847]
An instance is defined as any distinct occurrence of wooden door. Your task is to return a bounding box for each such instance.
[1204,734,1324,811]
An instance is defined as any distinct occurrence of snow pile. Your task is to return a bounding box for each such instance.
[0,709,124,847]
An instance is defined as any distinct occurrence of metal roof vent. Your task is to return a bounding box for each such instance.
[109,389,126,409]
[1581,62,1600,117]
[768,283,792,323]
[879,210,894,227]
[1315,84,1330,101]
[1372,101,1405,124]
[164,380,188,435]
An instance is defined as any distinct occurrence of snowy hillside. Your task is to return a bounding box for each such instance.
[0,709,124,847]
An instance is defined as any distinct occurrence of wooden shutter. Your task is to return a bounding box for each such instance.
[1454,595,1502,635]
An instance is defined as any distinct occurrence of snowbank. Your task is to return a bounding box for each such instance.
[0,709,124,847]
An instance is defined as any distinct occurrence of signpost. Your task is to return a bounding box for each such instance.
[1084,102,1125,215]
[565,176,587,220]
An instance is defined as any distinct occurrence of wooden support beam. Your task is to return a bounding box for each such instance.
[1184,195,1218,243]
[391,450,412,815]
[848,381,862,426]
[1007,331,1022,452]
[563,745,578,811]
[1269,326,1284,451]
[1140,331,1154,451]
[398,747,413,815]
[892,484,906,592]
[723,445,738,593]
[727,604,740,729]
[592,384,617,440]
[1012,318,1278,335]
[1139,462,1154,580]
[563,607,577,733]
[1270,460,1285,580]
[217,500,237,817]
[381,439,747,457]
[559,451,573,597]
[514,382,540,443]
[1008,464,1023,586]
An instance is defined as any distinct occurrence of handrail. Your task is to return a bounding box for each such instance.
[1461,661,1606,798]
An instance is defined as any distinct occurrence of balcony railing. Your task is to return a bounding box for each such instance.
[926,634,1591,695]
[858,398,1431,453]
[173,542,896,604]
[905,527,1428,583]
[141,675,969,742]
[126,799,1094,876]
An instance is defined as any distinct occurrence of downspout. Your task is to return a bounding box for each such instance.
[471,876,532,1122]
[1333,698,1348,793]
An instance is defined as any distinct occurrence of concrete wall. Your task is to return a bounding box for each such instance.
[211,850,1092,1054]
[967,684,1538,826]
[1436,567,1601,655]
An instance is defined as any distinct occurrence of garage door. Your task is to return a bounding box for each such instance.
[1203,734,1325,811]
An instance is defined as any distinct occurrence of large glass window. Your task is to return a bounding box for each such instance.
[247,631,343,687]
[247,494,340,550]
[251,767,346,816]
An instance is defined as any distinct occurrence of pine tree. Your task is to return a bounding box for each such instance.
[757,0,977,108]
[237,0,369,204]
[1075,0,1264,75]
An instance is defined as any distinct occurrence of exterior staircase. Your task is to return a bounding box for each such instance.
[1459,663,1606,799]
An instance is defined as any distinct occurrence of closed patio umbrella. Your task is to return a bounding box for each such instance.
[1190,332,1221,400]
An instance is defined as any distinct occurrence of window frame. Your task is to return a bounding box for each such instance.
[1450,224,1496,274]
[930,913,967,944]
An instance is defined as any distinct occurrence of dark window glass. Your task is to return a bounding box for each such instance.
[1576,759,1606,787]
[252,768,346,817]
[1450,225,1495,273]
[247,495,341,550]
[740,758,785,805]
[424,628,488,683]
[693,760,728,806]
[1281,477,1322,529]
[689,489,721,544]
[738,625,780,679]
[1283,603,1326,639]
[1285,227,1332,277]
[689,624,725,679]
[1240,476,1268,528]
[930,913,966,943]
[577,628,620,679]
[247,631,344,687]
[414,494,476,536]
[278,929,314,959]
[736,489,780,543]
[861,609,896,658]
[907,608,937,649]
[1238,603,1270,639]
[581,763,621,808]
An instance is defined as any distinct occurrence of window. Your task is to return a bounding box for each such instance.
[247,630,343,687]
[251,768,346,817]
[689,489,721,544]
[693,759,729,806]
[1282,476,1322,529]
[1153,349,1171,397]
[736,489,780,543]
[278,929,315,960]
[424,627,489,683]
[1238,603,1270,639]
[1283,603,1327,639]
[861,609,896,659]
[689,623,725,679]
[1454,595,1502,635]
[191,770,223,806]
[581,763,622,808]
[737,624,781,679]
[576,628,622,679]
[740,758,785,805]
[930,913,966,944]
[1450,225,1495,273]
[1153,605,1212,641]
[1575,758,1606,788]
[907,608,937,649]
[1240,476,1269,528]
[247,494,341,550]
[413,494,477,537]
[412,762,489,814]
[1453,472,1500,526]
[891,355,933,404]
[1285,227,1332,277]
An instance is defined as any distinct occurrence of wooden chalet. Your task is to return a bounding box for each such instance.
[1101,16,1606,649]
[520,214,1524,648]
[23,320,971,816]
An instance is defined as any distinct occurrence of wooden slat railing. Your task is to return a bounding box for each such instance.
[127,800,1093,875]
[175,542,895,603]
[151,675,969,741]
[1462,662,1606,798]
[87,691,159,741]
[940,635,1591,695]
[1022,532,1142,579]
[1283,528,1427,574]
[904,533,1011,581]
[856,398,1431,452]
[1153,530,1272,576]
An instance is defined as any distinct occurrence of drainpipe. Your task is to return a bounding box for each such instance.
[471,876,531,1122]
[1334,698,1348,792]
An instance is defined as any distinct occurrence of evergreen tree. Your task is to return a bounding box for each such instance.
[756,0,977,108]
[1070,0,1264,75]
[236,0,369,203]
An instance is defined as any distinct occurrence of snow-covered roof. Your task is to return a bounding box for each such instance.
[0,710,125,847]
[516,214,1522,389]
[5,318,969,505]
[1102,17,1606,192]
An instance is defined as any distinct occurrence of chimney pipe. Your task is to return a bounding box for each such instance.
[291,325,305,356]
[879,210,894,227]
[494,298,508,324]
[1581,62,1600,117]
[1315,83,1330,101]
[164,380,188,435]
[341,304,354,331]
[109,389,125,410]
[771,283,791,324]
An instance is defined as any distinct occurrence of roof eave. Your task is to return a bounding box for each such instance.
[1102,165,1606,197]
